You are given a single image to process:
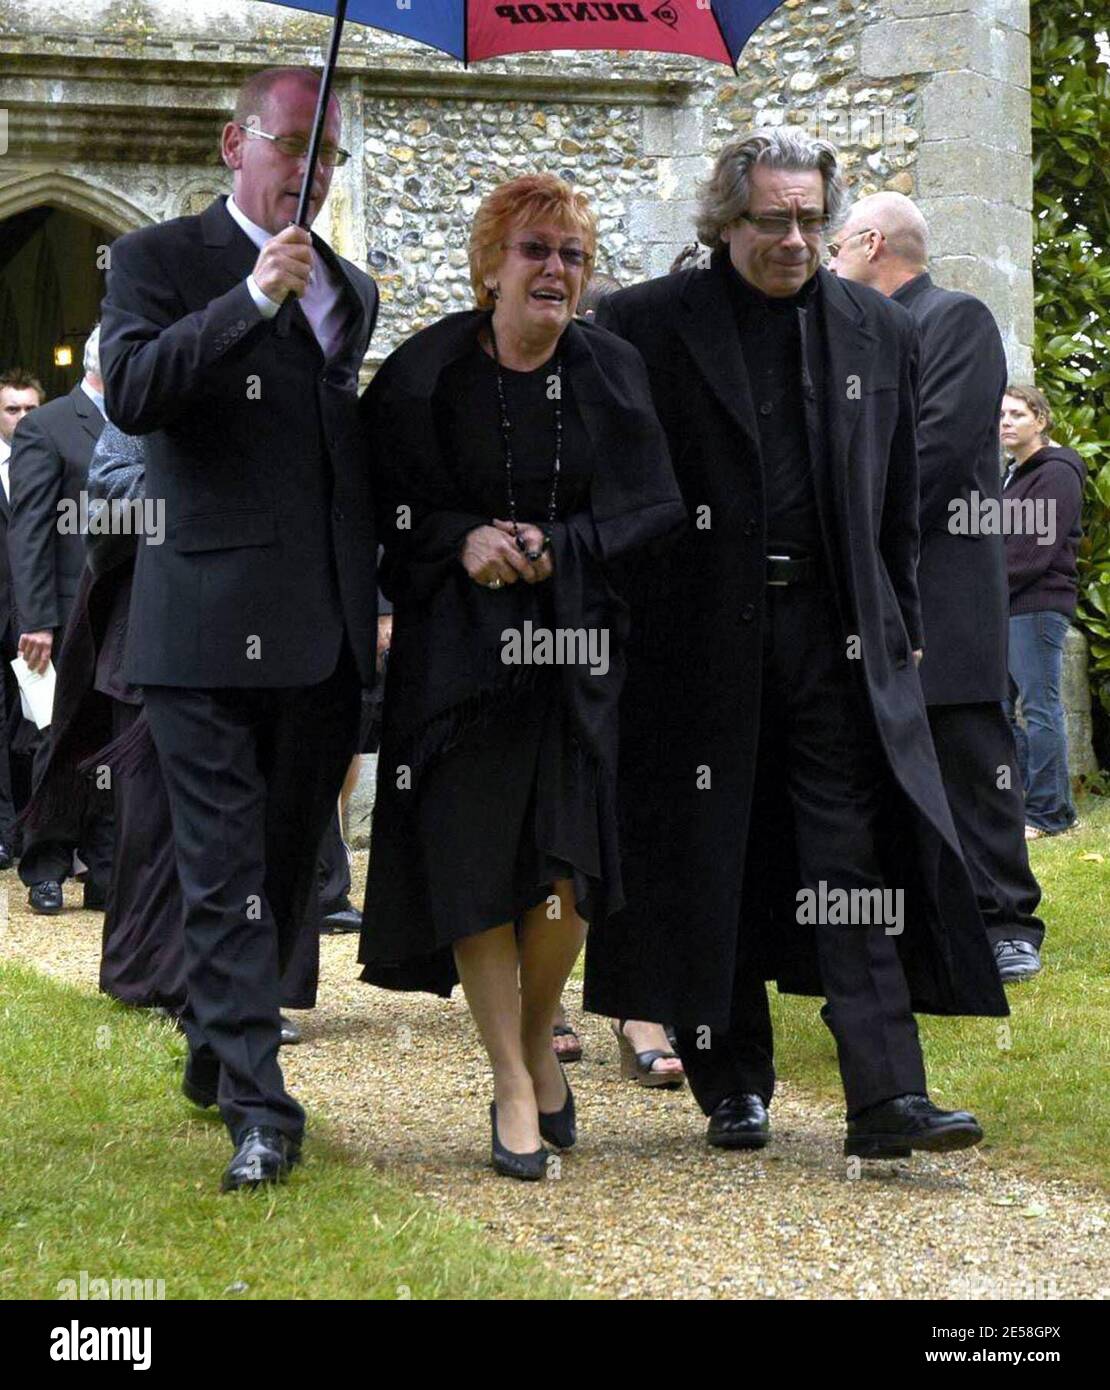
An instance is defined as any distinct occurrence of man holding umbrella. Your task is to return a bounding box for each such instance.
[100,67,379,1192]
[592,129,1007,1160]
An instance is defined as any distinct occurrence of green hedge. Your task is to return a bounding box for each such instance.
[1031,3,1110,759]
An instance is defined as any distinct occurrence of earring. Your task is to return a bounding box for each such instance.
[488,283,500,301]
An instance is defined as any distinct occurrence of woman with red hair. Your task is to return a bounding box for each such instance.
[357,174,684,1178]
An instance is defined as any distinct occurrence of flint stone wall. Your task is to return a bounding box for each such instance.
[3,0,1095,794]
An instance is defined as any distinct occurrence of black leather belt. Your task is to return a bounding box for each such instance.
[766,553,815,587]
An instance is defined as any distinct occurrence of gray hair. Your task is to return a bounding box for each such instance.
[83,324,101,379]
[695,128,847,247]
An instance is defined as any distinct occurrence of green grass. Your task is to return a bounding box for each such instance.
[0,962,578,1301]
[768,796,1110,1190]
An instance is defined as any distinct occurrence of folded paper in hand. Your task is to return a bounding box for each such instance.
[11,656,55,729]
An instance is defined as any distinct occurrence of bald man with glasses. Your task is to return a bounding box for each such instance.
[99,65,379,1193]
[831,192,1046,986]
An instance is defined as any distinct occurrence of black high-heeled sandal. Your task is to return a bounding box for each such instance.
[538,1067,577,1150]
[490,1103,548,1181]
[611,1019,686,1090]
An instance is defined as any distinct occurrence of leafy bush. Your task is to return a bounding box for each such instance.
[1031,3,1110,762]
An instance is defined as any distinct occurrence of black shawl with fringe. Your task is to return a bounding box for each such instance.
[362,309,685,792]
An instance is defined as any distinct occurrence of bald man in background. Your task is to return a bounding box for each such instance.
[831,193,1044,983]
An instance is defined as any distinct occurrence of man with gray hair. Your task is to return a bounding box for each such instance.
[831,192,1045,984]
[9,324,114,914]
[592,129,1006,1160]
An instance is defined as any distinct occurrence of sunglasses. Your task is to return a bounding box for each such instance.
[503,240,592,268]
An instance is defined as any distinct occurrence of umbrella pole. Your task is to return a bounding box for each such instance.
[293,0,350,228]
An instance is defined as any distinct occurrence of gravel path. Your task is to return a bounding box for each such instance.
[5,861,1107,1301]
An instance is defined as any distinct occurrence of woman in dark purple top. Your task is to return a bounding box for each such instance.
[999,384,1085,836]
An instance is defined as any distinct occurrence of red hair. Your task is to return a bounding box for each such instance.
[469,173,597,309]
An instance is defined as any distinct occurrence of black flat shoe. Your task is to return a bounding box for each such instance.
[490,1103,548,1181]
[220,1125,301,1193]
[0,841,13,871]
[538,1069,577,1150]
[319,901,362,934]
[994,938,1042,983]
[28,880,64,914]
[280,1015,302,1045]
[706,1093,771,1150]
[845,1093,983,1159]
[182,1053,219,1110]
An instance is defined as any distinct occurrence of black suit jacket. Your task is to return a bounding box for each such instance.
[99,197,378,689]
[893,273,1009,706]
[8,385,104,638]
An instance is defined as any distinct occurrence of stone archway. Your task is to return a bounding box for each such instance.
[0,173,153,394]
[0,170,154,239]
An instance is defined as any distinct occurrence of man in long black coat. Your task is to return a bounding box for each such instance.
[8,336,114,911]
[592,129,1007,1160]
[831,192,1045,984]
[99,66,378,1192]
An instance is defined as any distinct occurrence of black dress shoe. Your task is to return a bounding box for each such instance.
[220,1126,301,1193]
[82,881,109,911]
[182,1053,219,1110]
[994,938,1042,983]
[845,1093,983,1159]
[28,880,64,914]
[280,1015,302,1045]
[490,1103,548,1180]
[0,841,13,871]
[538,1069,577,1150]
[319,903,362,934]
[707,1093,770,1150]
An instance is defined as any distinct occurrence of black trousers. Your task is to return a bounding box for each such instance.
[317,806,352,914]
[18,728,115,891]
[928,702,1044,950]
[675,582,927,1119]
[143,646,361,1144]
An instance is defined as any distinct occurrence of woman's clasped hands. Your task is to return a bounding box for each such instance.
[461,518,554,589]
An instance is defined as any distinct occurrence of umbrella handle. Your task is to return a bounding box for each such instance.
[276,0,349,330]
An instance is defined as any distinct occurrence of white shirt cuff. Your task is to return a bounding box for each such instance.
[247,275,281,318]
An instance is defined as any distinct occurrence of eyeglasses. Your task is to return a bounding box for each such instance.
[827,227,875,258]
[237,124,351,168]
[503,240,592,269]
[739,213,832,239]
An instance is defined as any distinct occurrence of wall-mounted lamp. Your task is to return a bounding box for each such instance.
[53,344,74,368]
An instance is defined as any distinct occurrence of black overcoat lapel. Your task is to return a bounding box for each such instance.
[817,267,882,559]
[675,269,762,463]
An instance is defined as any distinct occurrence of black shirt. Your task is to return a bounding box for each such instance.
[724,261,821,555]
[433,341,594,524]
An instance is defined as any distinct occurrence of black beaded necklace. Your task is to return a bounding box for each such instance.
[488,316,562,561]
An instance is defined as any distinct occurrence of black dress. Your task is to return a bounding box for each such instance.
[361,342,610,990]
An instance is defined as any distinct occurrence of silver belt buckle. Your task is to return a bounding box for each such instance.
[767,553,791,587]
